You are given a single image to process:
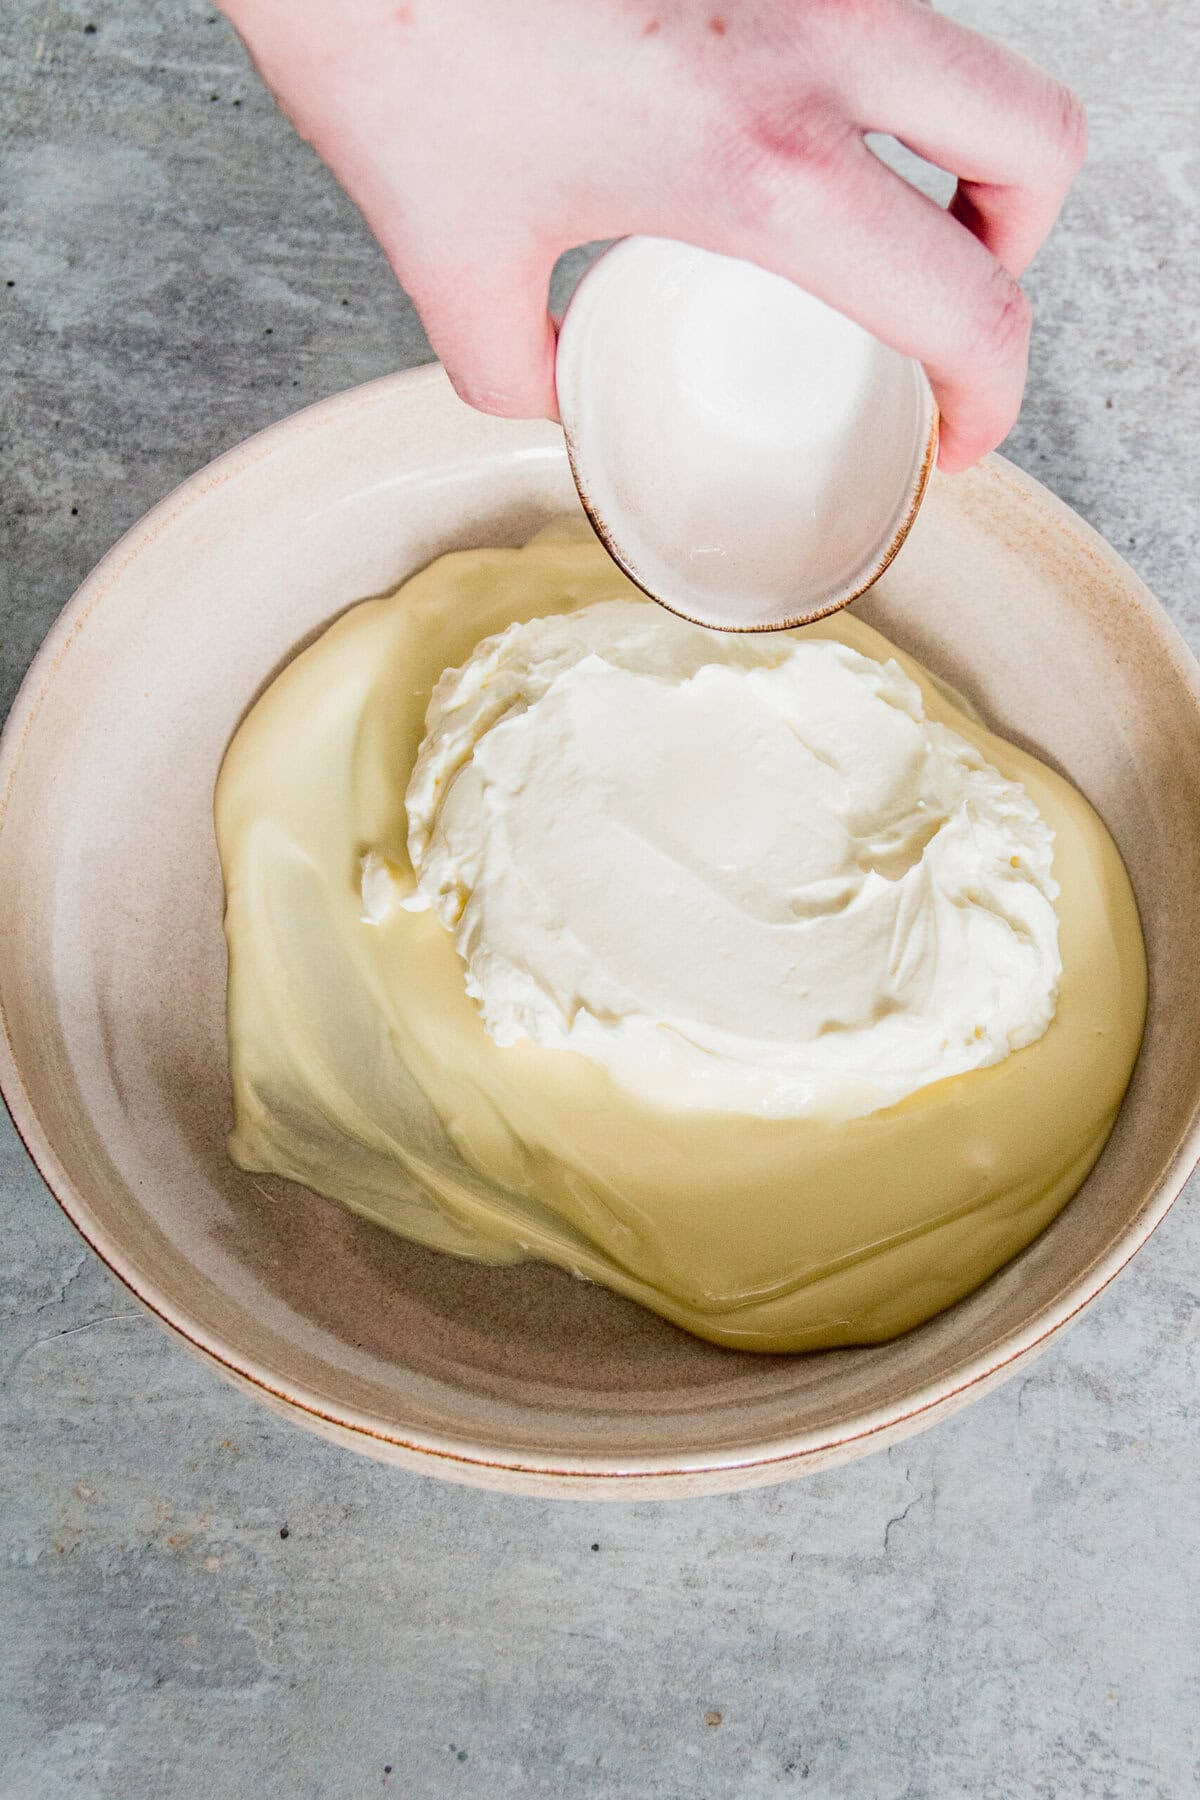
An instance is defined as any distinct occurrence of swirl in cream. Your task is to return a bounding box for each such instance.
[391,601,1062,1120]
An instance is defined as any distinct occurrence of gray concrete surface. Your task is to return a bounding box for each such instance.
[2,2,1199,1795]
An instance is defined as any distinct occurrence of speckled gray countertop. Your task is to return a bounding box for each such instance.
[2,4,1199,1796]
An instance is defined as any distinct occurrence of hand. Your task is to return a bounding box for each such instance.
[221,0,1086,471]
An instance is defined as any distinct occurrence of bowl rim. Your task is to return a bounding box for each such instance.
[3,362,1199,1484]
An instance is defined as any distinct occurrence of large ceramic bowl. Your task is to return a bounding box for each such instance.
[2,367,1198,1498]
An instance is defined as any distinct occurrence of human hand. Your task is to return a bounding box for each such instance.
[220,0,1086,471]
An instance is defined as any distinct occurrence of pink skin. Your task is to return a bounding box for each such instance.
[220,0,1086,472]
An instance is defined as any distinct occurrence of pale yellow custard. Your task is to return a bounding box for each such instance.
[215,523,1146,1352]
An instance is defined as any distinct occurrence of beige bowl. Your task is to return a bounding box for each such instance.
[2,366,1198,1498]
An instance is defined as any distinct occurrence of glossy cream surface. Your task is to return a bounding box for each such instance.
[215,522,1147,1351]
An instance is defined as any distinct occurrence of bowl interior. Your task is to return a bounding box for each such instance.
[556,237,937,631]
[2,366,1198,1494]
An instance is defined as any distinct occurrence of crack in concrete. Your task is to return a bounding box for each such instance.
[33,1248,92,1317]
[4,1310,144,1388]
[0,1248,92,1326]
[882,1493,926,1554]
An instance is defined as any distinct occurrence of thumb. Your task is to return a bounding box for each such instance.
[404,246,560,421]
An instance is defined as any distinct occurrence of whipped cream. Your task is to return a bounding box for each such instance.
[386,601,1061,1119]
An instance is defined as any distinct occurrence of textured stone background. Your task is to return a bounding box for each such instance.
[2,3,1198,1796]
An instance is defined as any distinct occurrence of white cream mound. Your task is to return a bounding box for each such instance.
[380,601,1061,1120]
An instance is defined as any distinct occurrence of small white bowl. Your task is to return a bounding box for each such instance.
[556,236,939,631]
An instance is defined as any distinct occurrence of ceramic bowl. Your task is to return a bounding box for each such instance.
[1,366,1198,1498]
[555,235,939,630]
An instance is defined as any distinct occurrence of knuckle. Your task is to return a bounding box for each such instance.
[969,271,1032,371]
[766,97,856,178]
[712,96,853,225]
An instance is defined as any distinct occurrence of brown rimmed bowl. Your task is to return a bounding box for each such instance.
[2,365,1198,1497]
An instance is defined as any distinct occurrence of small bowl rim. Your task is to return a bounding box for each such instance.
[2,363,1199,1488]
